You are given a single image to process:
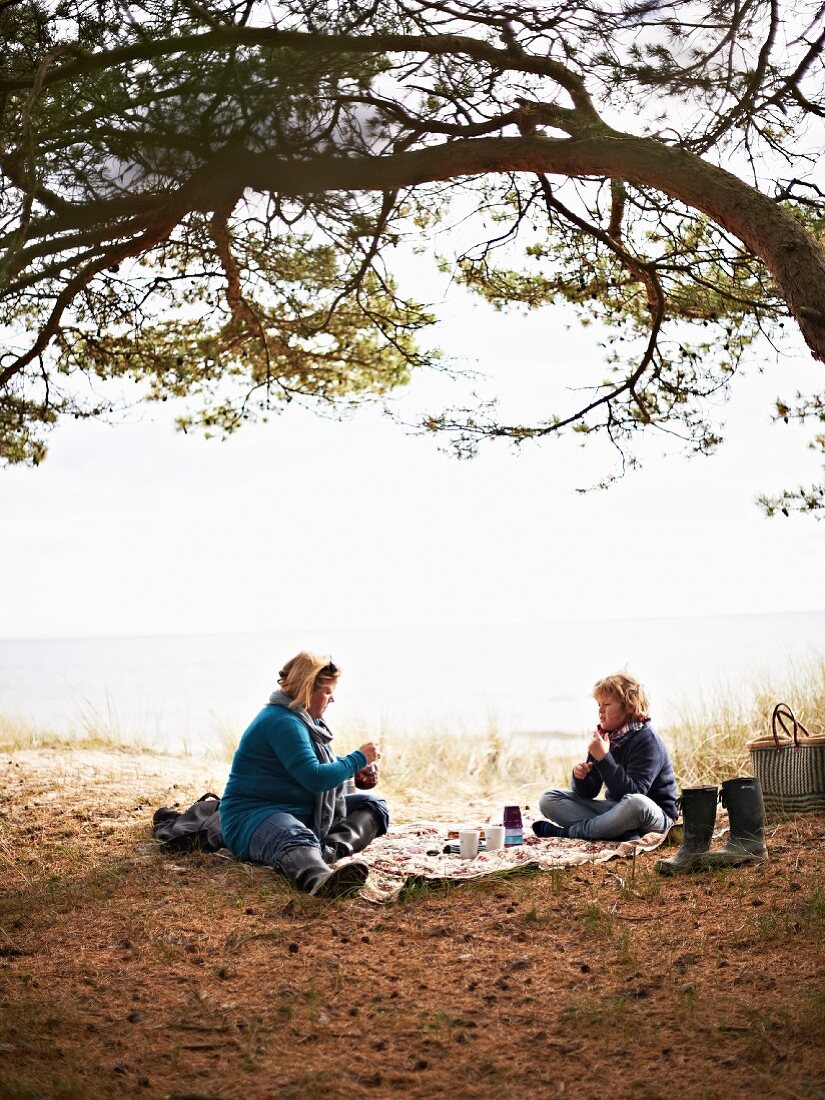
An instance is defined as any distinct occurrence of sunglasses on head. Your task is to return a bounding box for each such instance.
[319,660,338,677]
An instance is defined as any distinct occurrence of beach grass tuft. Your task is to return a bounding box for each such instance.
[373,717,574,800]
[0,711,125,753]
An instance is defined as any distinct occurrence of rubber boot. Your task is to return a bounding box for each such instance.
[324,807,382,860]
[697,777,768,868]
[654,786,718,875]
[277,845,369,898]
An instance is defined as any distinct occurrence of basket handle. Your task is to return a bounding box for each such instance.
[771,703,811,752]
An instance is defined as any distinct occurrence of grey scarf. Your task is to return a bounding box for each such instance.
[268,689,346,840]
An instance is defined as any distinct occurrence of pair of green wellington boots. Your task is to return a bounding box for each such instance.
[654,777,768,875]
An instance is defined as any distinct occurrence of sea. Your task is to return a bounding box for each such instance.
[2,611,824,754]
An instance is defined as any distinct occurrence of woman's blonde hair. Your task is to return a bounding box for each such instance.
[592,672,649,721]
[278,651,339,712]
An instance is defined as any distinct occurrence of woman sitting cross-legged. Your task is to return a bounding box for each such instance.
[533,672,677,842]
[219,652,388,898]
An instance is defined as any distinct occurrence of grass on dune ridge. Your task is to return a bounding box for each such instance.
[377,658,825,803]
[2,659,824,802]
[665,657,825,787]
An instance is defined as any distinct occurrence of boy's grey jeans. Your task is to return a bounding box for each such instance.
[538,789,671,840]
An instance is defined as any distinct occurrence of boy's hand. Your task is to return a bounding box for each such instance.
[572,761,593,781]
[588,729,610,761]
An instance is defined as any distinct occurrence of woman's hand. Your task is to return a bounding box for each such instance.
[572,761,593,781]
[358,741,380,765]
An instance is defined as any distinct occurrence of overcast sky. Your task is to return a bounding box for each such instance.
[1,277,823,642]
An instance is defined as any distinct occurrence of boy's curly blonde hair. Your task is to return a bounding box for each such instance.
[592,672,649,721]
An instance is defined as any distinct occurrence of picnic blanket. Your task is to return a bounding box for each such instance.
[341,821,672,904]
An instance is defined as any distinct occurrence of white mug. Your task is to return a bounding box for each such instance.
[486,825,505,852]
[459,828,480,859]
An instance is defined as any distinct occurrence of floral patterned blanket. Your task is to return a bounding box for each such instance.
[348,822,672,904]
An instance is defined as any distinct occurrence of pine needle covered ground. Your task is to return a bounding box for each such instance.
[1,742,823,1100]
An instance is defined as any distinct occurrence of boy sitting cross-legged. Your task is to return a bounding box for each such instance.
[533,672,678,842]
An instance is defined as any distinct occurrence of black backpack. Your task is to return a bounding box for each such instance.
[152,792,225,853]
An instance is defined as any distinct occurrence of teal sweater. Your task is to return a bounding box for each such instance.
[219,704,367,861]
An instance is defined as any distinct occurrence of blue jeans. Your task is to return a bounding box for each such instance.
[248,794,389,868]
[538,788,670,841]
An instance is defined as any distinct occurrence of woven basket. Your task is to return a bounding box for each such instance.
[747,703,825,816]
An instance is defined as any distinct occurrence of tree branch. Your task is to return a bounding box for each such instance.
[0,25,600,118]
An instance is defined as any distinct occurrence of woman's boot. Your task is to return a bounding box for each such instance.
[277,845,369,897]
[697,777,768,867]
[654,786,717,875]
[325,807,382,859]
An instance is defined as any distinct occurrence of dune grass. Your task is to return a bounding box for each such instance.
[664,658,825,787]
[2,659,823,802]
[0,711,119,753]
[0,711,168,757]
[356,657,825,802]
[367,719,574,808]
